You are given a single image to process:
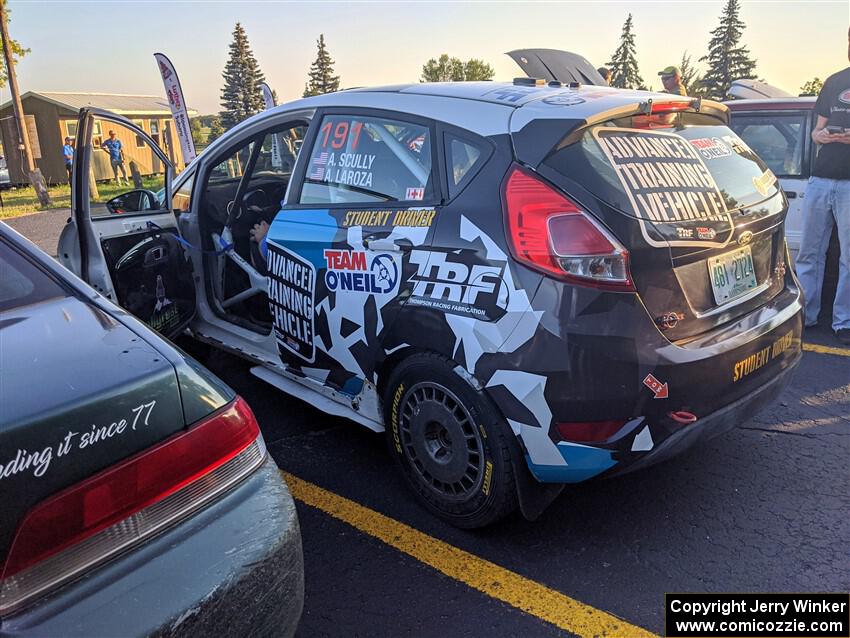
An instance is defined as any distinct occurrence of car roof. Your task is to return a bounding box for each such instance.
[724,97,816,111]
[282,82,723,135]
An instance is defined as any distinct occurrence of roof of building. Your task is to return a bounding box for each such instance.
[1,91,198,116]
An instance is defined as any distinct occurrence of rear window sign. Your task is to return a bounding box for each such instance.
[689,137,732,160]
[593,127,734,248]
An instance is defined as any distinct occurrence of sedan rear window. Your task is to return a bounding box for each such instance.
[0,241,67,312]
[729,113,808,177]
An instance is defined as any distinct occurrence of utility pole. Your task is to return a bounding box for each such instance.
[0,2,50,206]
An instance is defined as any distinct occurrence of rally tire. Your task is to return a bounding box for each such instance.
[384,353,518,529]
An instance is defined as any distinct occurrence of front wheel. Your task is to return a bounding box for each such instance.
[384,354,518,528]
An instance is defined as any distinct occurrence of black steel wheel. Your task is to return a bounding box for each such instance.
[384,353,518,528]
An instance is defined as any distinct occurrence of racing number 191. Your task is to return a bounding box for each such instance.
[320,120,363,150]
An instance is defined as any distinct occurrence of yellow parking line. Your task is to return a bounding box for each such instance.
[283,471,657,638]
[803,343,850,357]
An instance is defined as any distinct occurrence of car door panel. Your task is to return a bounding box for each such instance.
[67,108,195,339]
[266,205,436,391]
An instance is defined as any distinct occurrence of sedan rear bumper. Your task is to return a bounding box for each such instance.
[1,457,303,638]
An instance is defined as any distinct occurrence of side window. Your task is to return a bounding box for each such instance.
[171,170,195,212]
[730,113,807,177]
[446,133,487,199]
[88,120,168,218]
[300,114,432,204]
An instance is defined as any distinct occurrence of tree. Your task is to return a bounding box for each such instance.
[207,118,224,144]
[799,77,824,96]
[189,117,204,146]
[303,34,340,97]
[420,55,495,82]
[219,23,266,130]
[699,0,757,100]
[680,51,708,97]
[0,0,28,89]
[606,14,644,89]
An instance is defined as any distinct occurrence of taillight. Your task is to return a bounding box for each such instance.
[0,396,264,616]
[502,164,634,292]
[556,419,627,443]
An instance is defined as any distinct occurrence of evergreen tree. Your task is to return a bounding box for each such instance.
[606,14,644,89]
[680,51,708,97]
[303,34,340,97]
[219,23,266,130]
[699,0,757,100]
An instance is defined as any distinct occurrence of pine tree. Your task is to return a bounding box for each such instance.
[606,14,644,90]
[680,51,708,97]
[303,34,340,97]
[219,23,266,130]
[699,0,757,100]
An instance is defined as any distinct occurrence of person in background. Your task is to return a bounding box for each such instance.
[101,130,127,185]
[62,137,74,183]
[796,27,850,345]
[658,66,687,95]
[597,67,612,86]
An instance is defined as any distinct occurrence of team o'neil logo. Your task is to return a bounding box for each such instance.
[324,249,399,295]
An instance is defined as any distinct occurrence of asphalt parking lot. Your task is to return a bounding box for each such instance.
[8,210,850,637]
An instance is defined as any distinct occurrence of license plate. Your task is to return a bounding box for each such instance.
[707,246,757,304]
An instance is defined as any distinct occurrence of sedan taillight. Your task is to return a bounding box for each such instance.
[0,396,264,616]
[502,164,634,292]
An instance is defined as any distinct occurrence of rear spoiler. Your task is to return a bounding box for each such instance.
[520,97,730,166]
[507,49,606,86]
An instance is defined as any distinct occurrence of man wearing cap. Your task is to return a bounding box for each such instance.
[597,67,612,86]
[658,66,687,96]
[62,137,74,183]
[101,129,127,185]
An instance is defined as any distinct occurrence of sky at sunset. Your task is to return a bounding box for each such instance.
[4,0,849,115]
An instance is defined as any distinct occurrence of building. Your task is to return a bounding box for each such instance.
[0,92,197,185]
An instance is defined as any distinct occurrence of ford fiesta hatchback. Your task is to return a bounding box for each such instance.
[57,76,803,528]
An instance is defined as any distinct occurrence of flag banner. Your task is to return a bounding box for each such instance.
[154,53,196,165]
[260,82,282,168]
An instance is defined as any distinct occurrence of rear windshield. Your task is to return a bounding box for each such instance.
[0,240,67,312]
[543,112,781,247]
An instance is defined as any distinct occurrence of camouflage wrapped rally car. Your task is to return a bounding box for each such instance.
[59,72,802,528]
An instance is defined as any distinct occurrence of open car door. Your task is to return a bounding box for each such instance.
[58,107,195,338]
[507,49,606,86]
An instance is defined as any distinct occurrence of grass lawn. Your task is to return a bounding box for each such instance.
[0,176,164,220]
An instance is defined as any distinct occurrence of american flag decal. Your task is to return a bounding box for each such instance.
[309,152,329,180]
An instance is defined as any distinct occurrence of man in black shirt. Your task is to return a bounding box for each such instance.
[796,28,850,344]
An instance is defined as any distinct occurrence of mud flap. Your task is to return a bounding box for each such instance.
[506,433,564,521]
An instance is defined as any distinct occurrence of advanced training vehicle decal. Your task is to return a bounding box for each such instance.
[593,127,735,249]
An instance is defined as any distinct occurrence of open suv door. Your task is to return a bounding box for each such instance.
[59,108,195,339]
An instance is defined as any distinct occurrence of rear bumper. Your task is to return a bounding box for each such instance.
[0,457,304,638]
[607,346,800,477]
[505,279,803,483]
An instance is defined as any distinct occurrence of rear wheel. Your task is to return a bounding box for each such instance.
[384,354,518,528]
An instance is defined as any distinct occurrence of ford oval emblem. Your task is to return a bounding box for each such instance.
[738,231,754,246]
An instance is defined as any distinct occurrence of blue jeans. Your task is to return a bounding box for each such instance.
[795,177,850,331]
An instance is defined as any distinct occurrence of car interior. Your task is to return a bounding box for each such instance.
[198,116,433,334]
[198,125,306,333]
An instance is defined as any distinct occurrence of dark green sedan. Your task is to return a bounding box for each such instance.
[0,222,303,636]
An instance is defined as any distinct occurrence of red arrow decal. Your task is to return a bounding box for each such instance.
[643,373,669,399]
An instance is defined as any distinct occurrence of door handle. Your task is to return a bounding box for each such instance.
[144,245,167,265]
[363,236,411,252]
